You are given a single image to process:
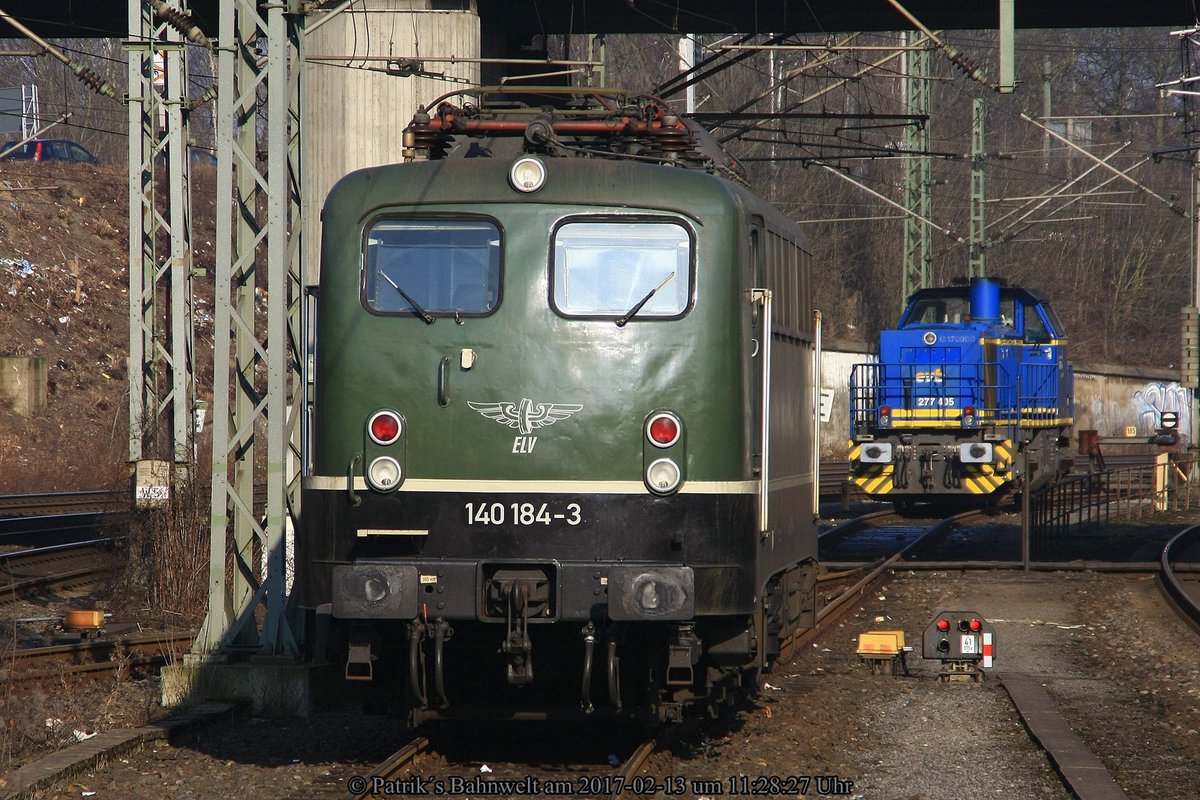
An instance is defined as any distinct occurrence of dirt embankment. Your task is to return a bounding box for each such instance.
[0,161,216,493]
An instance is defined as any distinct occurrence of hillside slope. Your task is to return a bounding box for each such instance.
[0,161,216,493]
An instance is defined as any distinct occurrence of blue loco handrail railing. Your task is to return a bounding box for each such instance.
[850,361,1068,434]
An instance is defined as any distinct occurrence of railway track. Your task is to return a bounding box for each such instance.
[283,515,978,800]
[340,736,431,800]
[791,509,988,660]
[0,490,122,517]
[815,506,1192,800]
[819,507,988,560]
[2,629,197,684]
[280,728,662,800]
[0,542,116,605]
[1158,524,1200,626]
[0,512,118,550]
[608,737,658,800]
[3,484,1192,800]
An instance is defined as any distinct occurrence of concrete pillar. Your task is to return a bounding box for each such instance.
[0,356,47,415]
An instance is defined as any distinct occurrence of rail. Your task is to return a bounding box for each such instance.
[0,543,115,605]
[0,512,118,549]
[343,737,431,800]
[2,629,197,684]
[0,490,122,517]
[0,487,268,522]
[1159,524,1200,628]
[610,739,659,800]
[795,509,987,658]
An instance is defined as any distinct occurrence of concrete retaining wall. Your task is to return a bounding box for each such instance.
[0,356,47,416]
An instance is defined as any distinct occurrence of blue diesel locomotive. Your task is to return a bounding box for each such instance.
[848,277,1074,504]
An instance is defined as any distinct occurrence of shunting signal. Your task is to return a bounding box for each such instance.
[922,610,995,681]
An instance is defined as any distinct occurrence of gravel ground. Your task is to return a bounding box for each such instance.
[6,516,1200,799]
[662,565,1198,800]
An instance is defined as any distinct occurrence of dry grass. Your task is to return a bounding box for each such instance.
[0,626,160,775]
[112,470,210,629]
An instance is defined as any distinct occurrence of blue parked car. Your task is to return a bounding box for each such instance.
[0,139,100,165]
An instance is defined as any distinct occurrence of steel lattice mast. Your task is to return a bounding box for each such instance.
[190,0,303,660]
[901,30,932,306]
[126,1,195,477]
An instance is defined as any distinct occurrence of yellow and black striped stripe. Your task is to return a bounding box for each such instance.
[886,408,1072,429]
[979,336,1066,347]
[848,439,1014,496]
[847,440,894,495]
[958,440,1013,494]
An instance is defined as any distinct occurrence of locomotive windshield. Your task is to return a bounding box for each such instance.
[363,219,501,317]
[904,296,972,325]
[901,290,1064,341]
[551,221,691,319]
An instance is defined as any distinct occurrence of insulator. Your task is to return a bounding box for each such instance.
[949,52,987,85]
[402,112,450,160]
[70,63,116,99]
[953,54,978,74]
[151,1,212,49]
[187,84,218,111]
[651,123,696,156]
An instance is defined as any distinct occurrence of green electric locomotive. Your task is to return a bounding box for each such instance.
[296,91,820,725]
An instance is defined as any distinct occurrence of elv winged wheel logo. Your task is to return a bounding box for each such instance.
[468,398,583,435]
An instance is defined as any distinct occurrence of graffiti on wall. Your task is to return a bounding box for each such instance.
[1133,381,1192,447]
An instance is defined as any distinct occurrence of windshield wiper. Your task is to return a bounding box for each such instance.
[616,272,676,327]
[380,272,434,324]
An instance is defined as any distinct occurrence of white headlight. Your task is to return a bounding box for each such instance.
[645,458,681,494]
[958,442,993,464]
[629,572,689,617]
[362,574,389,603]
[509,156,546,193]
[859,442,893,464]
[367,456,402,491]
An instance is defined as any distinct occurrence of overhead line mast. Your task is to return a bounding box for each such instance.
[902,30,932,305]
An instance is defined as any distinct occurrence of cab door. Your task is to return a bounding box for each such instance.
[748,222,770,535]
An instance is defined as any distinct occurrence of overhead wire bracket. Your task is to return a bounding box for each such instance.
[0,6,117,98]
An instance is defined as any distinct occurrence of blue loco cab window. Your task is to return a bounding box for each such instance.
[364,219,501,316]
[552,221,692,318]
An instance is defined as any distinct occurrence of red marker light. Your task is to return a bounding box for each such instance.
[368,410,402,445]
[646,413,681,448]
[969,618,982,632]
[936,618,950,632]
